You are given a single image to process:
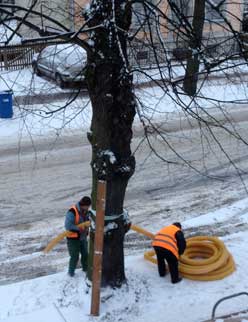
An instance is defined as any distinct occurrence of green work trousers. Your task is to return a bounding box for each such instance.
[67,238,88,274]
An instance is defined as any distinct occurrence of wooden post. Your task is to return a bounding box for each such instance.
[90,180,106,316]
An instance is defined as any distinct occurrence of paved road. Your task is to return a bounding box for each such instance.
[1,106,248,284]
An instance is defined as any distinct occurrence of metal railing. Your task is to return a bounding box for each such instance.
[211,292,248,320]
[0,40,66,71]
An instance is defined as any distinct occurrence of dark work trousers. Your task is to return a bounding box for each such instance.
[153,246,179,283]
[67,238,88,274]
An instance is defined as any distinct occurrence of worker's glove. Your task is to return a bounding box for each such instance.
[79,226,85,233]
[124,222,132,233]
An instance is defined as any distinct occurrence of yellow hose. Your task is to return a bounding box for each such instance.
[43,223,235,280]
[143,236,235,281]
[131,224,155,240]
[44,223,144,253]
[43,221,90,253]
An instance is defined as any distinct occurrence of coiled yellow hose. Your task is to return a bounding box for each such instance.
[132,226,236,281]
[44,223,235,280]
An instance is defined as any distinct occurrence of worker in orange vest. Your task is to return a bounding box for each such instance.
[152,222,186,284]
[65,196,91,277]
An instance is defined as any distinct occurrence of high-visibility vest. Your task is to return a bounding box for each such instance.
[152,225,180,259]
[67,205,80,239]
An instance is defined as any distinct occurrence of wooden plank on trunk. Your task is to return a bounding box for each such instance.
[90,180,106,316]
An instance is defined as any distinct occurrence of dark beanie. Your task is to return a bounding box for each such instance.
[173,222,182,229]
[79,196,91,206]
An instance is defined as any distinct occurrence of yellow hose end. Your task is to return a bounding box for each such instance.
[43,221,90,253]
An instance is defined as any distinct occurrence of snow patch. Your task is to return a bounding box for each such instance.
[183,198,248,229]
[1,225,248,322]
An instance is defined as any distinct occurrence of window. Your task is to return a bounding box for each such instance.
[205,0,225,21]
[170,0,191,31]
[132,0,156,29]
[170,0,191,46]
[242,1,248,32]
[244,0,248,14]
[171,0,191,18]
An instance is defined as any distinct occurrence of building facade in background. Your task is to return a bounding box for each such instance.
[1,0,247,35]
[14,0,74,38]
[1,0,248,65]
[4,1,246,42]
[72,1,246,41]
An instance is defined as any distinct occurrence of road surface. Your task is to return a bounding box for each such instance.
[1,106,248,284]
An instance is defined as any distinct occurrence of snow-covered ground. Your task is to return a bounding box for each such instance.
[1,61,248,98]
[0,97,92,145]
[1,66,248,322]
[0,69,66,96]
[0,78,248,148]
[1,61,248,151]
[1,203,248,322]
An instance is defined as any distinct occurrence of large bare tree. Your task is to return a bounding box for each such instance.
[1,0,248,287]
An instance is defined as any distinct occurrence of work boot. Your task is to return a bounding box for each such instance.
[172,277,182,284]
[68,271,75,277]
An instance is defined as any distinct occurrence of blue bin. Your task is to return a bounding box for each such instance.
[0,90,13,119]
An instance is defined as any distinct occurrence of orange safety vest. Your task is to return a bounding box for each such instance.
[67,205,80,239]
[152,225,180,259]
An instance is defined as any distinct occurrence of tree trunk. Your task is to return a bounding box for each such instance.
[85,0,135,287]
[183,0,205,96]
